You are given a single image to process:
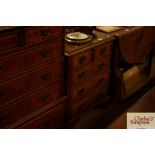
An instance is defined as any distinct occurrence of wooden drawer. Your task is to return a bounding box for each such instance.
[70,64,92,85]
[70,61,110,86]
[0,39,63,80]
[0,81,64,128]
[71,71,110,100]
[24,26,63,44]
[70,88,107,116]
[0,61,63,105]
[70,49,93,70]
[18,102,65,129]
[68,42,112,71]
[0,31,20,52]
[95,41,113,62]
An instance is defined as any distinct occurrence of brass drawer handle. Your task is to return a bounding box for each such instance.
[41,49,52,57]
[78,71,86,80]
[43,119,55,128]
[40,29,50,36]
[95,92,104,102]
[77,88,85,96]
[0,115,6,126]
[98,63,105,70]
[78,56,86,64]
[41,73,50,80]
[0,92,5,98]
[77,104,84,112]
[0,64,4,71]
[41,94,50,102]
[100,48,106,55]
[97,78,104,85]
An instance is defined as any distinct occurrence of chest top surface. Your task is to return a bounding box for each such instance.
[65,30,114,56]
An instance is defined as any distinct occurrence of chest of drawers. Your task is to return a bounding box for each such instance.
[65,31,114,126]
[0,26,66,129]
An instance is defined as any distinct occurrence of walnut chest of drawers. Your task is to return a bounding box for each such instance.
[65,31,114,126]
[0,26,67,129]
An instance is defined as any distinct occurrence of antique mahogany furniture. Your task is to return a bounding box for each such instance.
[98,26,155,100]
[0,26,66,128]
[1,26,155,129]
[65,30,114,126]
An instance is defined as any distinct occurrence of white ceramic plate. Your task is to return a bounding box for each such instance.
[66,32,88,40]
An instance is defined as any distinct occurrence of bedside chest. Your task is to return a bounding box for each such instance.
[65,31,114,127]
[0,26,67,129]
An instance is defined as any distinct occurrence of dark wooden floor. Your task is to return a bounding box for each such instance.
[107,84,155,129]
[74,80,155,129]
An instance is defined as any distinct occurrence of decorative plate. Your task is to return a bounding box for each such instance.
[66,32,89,40]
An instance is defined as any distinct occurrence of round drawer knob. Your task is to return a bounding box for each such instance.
[0,92,5,98]
[41,73,50,80]
[43,119,55,128]
[41,94,50,102]
[0,115,6,127]
[77,88,85,96]
[40,29,50,36]
[0,64,4,71]
[41,49,52,57]
[99,63,105,70]
[78,56,86,64]
[78,71,86,79]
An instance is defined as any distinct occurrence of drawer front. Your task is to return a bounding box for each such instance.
[71,88,107,116]
[95,42,113,62]
[0,39,63,80]
[24,26,63,44]
[70,64,92,85]
[71,82,92,100]
[70,71,110,101]
[70,49,93,70]
[0,61,63,104]
[70,61,111,86]
[0,81,64,128]
[0,32,20,52]
[19,103,65,129]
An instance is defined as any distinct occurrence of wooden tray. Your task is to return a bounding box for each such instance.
[96,26,122,33]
